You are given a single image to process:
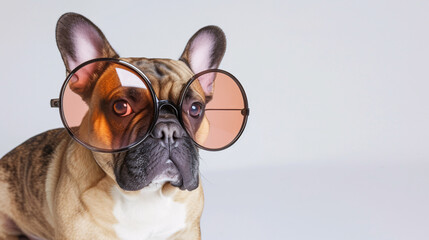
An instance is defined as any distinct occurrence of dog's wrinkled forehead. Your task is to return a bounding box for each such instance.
[122,58,193,104]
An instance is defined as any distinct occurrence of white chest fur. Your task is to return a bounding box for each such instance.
[111,184,187,240]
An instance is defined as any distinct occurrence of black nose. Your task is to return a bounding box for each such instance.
[151,119,186,148]
[151,102,187,148]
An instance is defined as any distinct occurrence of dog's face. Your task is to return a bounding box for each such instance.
[56,13,226,191]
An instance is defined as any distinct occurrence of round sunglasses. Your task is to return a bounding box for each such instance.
[51,58,249,153]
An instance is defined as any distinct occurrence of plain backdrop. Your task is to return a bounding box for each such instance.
[0,0,428,239]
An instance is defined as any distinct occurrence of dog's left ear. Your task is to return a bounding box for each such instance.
[180,26,226,96]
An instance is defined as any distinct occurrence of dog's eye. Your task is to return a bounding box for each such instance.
[189,102,204,118]
[113,100,133,117]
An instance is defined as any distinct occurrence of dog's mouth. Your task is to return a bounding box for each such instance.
[114,135,199,192]
[149,159,182,187]
[147,153,199,191]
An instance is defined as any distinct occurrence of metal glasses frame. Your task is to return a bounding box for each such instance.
[51,58,249,153]
[178,69,250,151]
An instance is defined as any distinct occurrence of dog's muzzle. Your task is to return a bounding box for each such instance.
[114,106,199,191]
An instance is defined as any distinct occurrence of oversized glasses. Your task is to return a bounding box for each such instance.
[51,58,249,152]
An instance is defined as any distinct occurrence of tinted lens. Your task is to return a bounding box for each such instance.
[181,70,248,150]
[61,60,155,152]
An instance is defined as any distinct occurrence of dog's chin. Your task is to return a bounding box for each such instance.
[141,158,200,191]
[145,160,183,189]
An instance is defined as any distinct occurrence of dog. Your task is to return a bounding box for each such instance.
[0,12,228,239]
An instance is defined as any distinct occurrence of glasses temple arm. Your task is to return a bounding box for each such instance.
[50,99,60,108]
[204,108,250,116]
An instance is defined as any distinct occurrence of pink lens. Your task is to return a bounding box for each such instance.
[181,71,247,150]
[61,60,154,151]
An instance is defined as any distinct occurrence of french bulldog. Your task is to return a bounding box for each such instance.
[0,12,227,240]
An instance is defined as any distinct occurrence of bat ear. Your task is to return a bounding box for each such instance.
[56,12,118,72]
[180,26,226,96]
[56,13,118,99]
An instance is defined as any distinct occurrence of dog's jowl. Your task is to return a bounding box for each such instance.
[0,12,248,240]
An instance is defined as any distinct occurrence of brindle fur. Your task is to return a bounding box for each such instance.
[0,59,203,240]
[0,12,225,240]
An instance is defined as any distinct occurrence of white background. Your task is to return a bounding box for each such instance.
[0,1,428,239]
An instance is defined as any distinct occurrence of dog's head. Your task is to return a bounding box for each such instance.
[55,13,226,191]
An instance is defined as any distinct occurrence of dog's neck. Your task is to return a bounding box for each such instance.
[64,141,110,188]
[58,140,188,239]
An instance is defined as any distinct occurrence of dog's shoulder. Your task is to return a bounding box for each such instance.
[1,128,68,164]
[0,128,69,210]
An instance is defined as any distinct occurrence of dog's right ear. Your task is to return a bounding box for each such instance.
[56,13,118,97]
[56,13,118,72]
